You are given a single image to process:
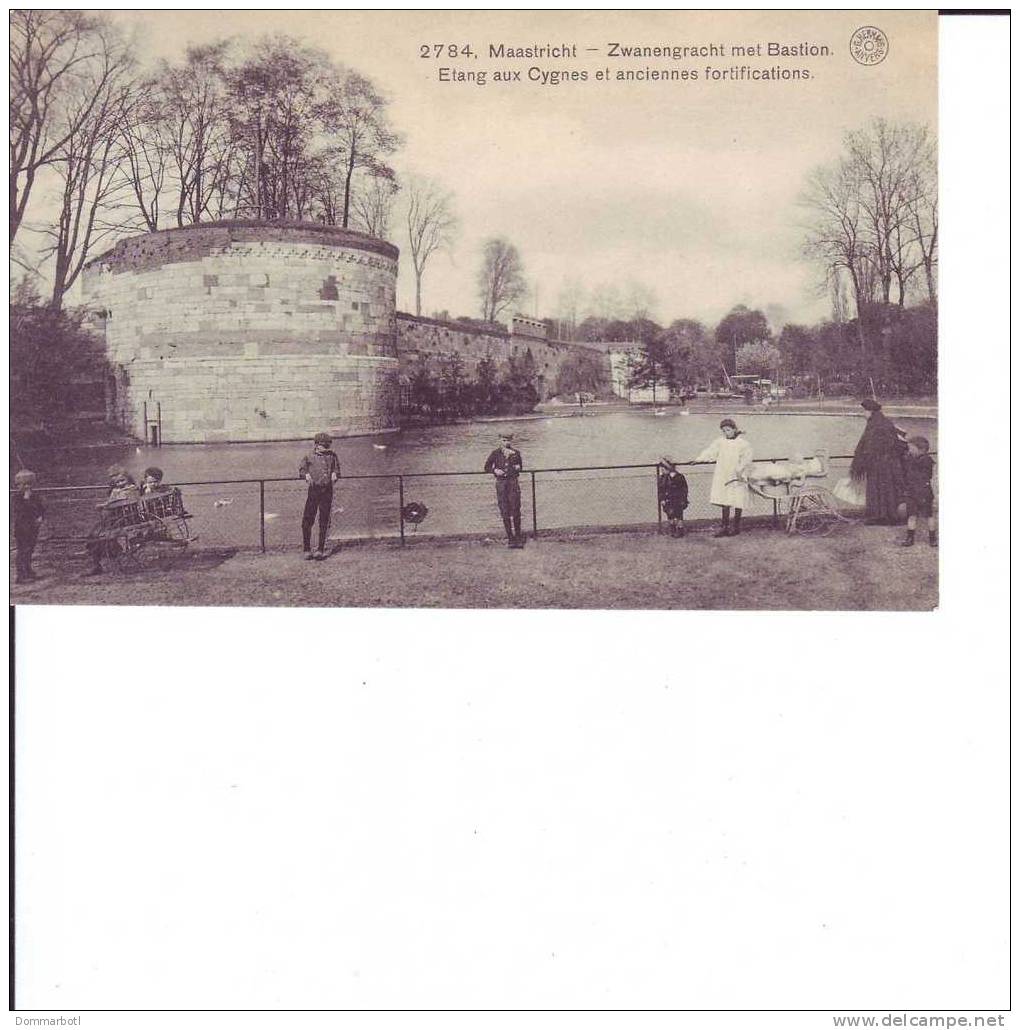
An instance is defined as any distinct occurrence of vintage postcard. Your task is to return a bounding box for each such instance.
[9,10,938,610]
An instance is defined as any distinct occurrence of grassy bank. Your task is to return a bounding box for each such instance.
[12,522,937,611]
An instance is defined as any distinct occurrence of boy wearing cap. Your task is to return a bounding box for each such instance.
[484,431,525,548]
[298,432,341,560]
[900,435,937,548]
[657,457,689,537]
[13,470,44,583]
[694,419,753,537]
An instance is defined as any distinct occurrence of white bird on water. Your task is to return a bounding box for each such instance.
[263,513,279,521]
[373,443,387,450]
[213,498,234,508]
[654,409,667,417]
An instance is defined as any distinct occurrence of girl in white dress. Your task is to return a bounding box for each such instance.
[694,418,753,537]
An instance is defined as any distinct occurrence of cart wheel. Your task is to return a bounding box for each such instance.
[117,538,155,571]
[161,515,192,543]
[791,511,836,536]
[112,532,142,571]
[125,517,189,570]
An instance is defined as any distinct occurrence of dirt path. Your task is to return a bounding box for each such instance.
[12,523,937,611]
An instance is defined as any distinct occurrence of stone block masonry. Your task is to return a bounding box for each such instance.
[395,312,609,402]
[83,221,401,442]
[83,220,608,442]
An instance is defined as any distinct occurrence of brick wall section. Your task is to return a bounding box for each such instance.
[82,222,401,442]
[395,313,609,400]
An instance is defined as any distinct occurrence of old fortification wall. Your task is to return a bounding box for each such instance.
[82,221,401,442]
[83,221,608,442]
[395,313,608,401]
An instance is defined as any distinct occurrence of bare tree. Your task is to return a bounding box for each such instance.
[905,135,938,309]
[555,277,586,340]
[41,65,135,308]
[117,82,169,231]
[828,266,849,324]
[156,42,238,226]
[845,119,930,306]
[801,157,875,348]
[9,11,128,246]
[624,279,658,321]
[350,168,399,238]
[802,119,937,336]
[477,237,526,323]
[227,38,328,221]
[318,70,400,228]
[309,146,345,225]
[586,283,625,321]
[405,176,457,315]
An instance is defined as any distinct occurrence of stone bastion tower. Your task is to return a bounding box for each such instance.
[81,220,401,443]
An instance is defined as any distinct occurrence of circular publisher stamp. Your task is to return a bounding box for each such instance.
[850,26,889,66]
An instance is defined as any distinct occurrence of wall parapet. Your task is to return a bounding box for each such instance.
[86,220,399,277]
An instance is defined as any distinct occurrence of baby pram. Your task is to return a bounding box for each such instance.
[743,451,856,536]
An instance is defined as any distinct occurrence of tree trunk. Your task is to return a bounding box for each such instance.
[415,271,422,317]
[342,150,356,229]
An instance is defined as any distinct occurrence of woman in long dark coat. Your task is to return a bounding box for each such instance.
[850,399,907,524]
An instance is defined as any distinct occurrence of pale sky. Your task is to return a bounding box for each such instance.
[62,10,937,327]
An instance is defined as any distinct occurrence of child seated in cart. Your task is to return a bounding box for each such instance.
[139,466,190,519]
[141,466,170,495]
[85,465,141,575]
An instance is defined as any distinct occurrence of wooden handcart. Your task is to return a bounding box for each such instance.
[88,488,194,570]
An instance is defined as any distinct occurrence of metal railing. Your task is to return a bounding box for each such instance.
[7,453,906,558]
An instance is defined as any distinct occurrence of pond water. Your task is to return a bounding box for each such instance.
[35,410,938,549]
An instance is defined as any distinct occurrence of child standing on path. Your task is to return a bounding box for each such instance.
[694,418,753,537]
[13,470,44,583]
[484,431,525,548]
[657,457,689,537]
[899,435,937,548]
[298,432,341,560]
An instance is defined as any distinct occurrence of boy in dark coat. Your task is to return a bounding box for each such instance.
[13,470,44,583]
[657,457,689,537]
[899,435,937,548]
[484,431,525,548]
[298,432,341,560]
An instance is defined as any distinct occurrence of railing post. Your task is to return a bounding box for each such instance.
[259,480,266,552]
[398,476,405,546]
[142,400,147,443]
[655,466,662,534]
[530,471,538,540]
[772,497,779,530]
[156,401,162,447]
